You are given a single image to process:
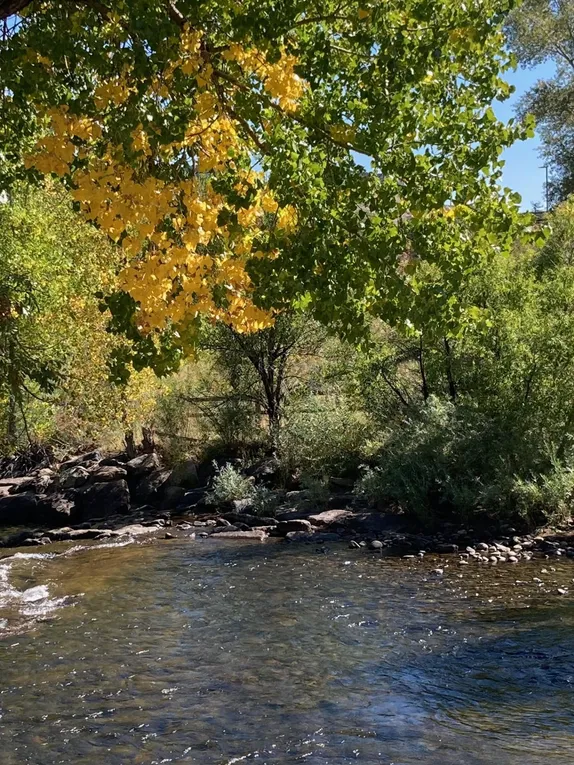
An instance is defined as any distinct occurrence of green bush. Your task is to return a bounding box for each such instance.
[279,398,371,479]
[355,396,574,529]
[206,462,254,505]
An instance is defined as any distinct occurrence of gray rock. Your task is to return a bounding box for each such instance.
[89,465,128,483]
[126,452,162,477]
[59,465,90,489]
[60,450,102,470]
[307,509,353,527]
[276,519,313,536]
[114,523,159,537]
[209,529,267,541]
[369,540,384,550]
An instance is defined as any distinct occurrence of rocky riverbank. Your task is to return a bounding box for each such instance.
[1,448,574,564]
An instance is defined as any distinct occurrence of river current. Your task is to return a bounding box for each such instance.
[1,537,573,764]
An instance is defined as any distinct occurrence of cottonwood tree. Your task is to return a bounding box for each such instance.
[0,0,530,373]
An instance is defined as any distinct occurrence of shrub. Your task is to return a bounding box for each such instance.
[279,398,371,479]
[206,462,254,505]
[354,397,574,529]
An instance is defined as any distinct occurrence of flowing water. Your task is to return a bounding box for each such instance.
[1,537,574,764]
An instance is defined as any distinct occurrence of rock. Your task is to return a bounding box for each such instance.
[74,479,130,521]
[167,459,198,489]
[211,524,240,533]
[60,450,102,470]
[557,588,569,596]
[285,531,313,542]
[7,476,37,494]
[0,493,41,525]
[275,508,315,522]
[307,509,353,527]
[232,497,255,513]
[431,568,444,576]
[125,452,162,477]
[276,519,313,536]
[369,540,384,550]
[50,496,74,524]
[116,523,162,537]
[132,469,171,504]
[222,512,277,528]
[164,532,175,539]
[99,456,128,467]
[476,542,489,552]
[88,465,128,483]
[436,543,459,554]
[59,465,90,489]
[209,529,267,541]
[349,540,361,549]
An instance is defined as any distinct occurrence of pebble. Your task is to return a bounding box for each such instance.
[431,568,444,576]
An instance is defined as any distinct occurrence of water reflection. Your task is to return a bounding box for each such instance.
[0,539,573,763]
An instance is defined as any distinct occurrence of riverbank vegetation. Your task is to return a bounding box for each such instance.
[1,0,574,532]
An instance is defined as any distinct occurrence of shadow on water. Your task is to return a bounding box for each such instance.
[0,537,573,764]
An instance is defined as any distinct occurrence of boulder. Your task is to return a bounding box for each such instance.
[59,465,90,489]
[276,519,313,536]
[74,479,131,521]
[167,459,199,489]
[132,469,170,504]
[307,509,353,527]
[88,465,128,483]
[0,493,41,525]
[125,452,162,477]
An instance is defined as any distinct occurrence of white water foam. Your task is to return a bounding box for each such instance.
[0,555,69,633]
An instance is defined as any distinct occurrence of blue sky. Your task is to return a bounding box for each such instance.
[493,61,556,210]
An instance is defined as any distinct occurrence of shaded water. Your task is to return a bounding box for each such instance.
[1,538,574,764]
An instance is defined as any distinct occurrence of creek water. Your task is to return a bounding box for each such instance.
[0,537,574,764]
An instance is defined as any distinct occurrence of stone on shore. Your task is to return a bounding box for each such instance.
[209,529,267,541]
[74,479,131,520]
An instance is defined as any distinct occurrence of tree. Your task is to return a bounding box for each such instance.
[0,182,159,451]
[506,0,574,205]
[203,314,325,445]
[1,0,530,370]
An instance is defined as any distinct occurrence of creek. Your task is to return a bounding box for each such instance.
[1,537,573,764]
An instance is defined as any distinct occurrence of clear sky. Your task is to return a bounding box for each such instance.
[493,61,556,210]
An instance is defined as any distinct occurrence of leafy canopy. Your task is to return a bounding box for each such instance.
[0,0,530,370]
